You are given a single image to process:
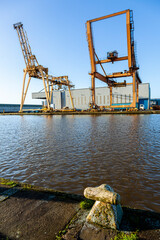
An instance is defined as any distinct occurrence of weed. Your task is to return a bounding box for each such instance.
[80,199,95,209]
[55,235,62,240]
[113,232,139,240]
[0,178,17,187]
[22,184,34,190]
[5,181,17,187]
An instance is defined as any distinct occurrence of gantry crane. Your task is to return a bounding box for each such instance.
[86,9,141,109]
[13,22,74,112]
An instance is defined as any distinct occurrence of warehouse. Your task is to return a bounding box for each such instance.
[150,98,160,107]
[32,83,150,110]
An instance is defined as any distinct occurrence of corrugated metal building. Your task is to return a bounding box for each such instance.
[150,98,160,106]
[32,83,150,110]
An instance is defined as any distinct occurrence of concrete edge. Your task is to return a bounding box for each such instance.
[0,110,160,115]
[0,178,85,202]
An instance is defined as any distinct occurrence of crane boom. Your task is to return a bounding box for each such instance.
[14,22,36,68]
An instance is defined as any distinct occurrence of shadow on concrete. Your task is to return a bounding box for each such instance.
[120,207,160,231]
[0,186,83,204]
[0,232,15,240]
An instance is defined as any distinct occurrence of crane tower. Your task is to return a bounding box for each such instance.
[13,22,74,112]
[86,9,141,109]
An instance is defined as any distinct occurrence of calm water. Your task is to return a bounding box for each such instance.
[0,115,160,212]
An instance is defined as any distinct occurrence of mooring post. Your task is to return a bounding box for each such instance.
[84,184,123,229]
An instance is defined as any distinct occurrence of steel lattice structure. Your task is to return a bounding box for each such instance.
[14,22,74,112]
[86,9,141,109]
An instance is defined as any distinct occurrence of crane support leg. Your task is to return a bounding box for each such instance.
[126,10,132,69]
[91,75,95,106]
[46,75,50,101]
[136,81,139,103]
[132,72,136,108]
[40,69,50,110]
[49,82,54,104]
[66,77,74,109]
[22,76,31,107]
[86,21,96,106]
[20,69,27,112]
[20,74,31,112]
[110,87,112,106]
[68,86,74,109]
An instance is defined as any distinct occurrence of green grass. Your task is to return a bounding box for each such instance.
[113,232,138,240]
[5,181,17,187]
[80,199,95,209]
[55,229,68,239]
[0,178,17,187]
[22,183,35,190]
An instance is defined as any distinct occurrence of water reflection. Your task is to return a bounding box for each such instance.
[0,114,160,212]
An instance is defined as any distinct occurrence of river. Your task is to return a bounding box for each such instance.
[0,114,160,212]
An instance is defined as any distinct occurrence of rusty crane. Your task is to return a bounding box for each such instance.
[86,9,141,109]
[13,22,74,112]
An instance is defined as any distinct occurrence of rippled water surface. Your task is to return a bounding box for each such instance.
[0,115,160,212]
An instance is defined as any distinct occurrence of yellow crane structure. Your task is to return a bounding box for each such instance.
[13,22,74,112]
[86,9,141,109]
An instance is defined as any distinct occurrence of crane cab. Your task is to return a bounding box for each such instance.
[107,51,118,62]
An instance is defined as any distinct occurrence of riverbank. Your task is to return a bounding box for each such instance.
[0,178,160,240]
[0,110,160,115]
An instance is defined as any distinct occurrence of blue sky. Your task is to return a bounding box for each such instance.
[0,0,159,104]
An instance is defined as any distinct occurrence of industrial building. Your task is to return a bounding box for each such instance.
[32,83,150,110]
[150,98,160,106]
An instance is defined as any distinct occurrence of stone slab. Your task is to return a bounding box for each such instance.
[0,187,21,202]
[0,186,80,240]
